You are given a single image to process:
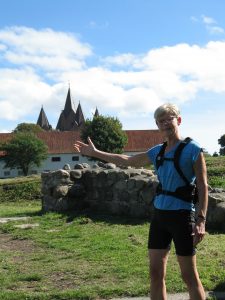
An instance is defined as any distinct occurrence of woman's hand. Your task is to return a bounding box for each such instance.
[193,219,206,246]
[74,137,96,157]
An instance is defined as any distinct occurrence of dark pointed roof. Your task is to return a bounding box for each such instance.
[56,88,78,131]
[75,102,85,127]
[64,88,73,117]
[37,106,52,131]
[94,107,99,117]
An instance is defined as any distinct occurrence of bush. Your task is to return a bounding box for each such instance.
[0,181,41,202]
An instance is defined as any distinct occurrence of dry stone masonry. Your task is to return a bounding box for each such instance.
[41,162,158,218]
[41,163,225,230]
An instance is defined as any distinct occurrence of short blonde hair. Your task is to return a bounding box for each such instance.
[154,103,180,120]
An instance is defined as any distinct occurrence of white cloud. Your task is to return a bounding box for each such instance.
[2,36,225,119]
[191,15,224,36]
[201,15,216,25]
[4,51,85,71]
[190,16,199,23]
[0,26,92,71]
[88,21,109,30]
[0,26,225,153]
[0,43,6,50]
[90,42,225,106]
[207,26,224,35]
[103,53,144,68]
[201,15,224,35]
[0,67,54,120]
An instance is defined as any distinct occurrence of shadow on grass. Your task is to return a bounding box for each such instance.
[61,209,151,226]
[9,210,43,218]
[208,282,225,300]
[8,206,225,233]
[213,282,225,292]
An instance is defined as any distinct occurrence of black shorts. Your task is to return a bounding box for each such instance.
[148,208,196,256]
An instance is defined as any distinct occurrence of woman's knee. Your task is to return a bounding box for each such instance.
[149,249,169,283]
[180,270,200,287]
[150,265,166,283]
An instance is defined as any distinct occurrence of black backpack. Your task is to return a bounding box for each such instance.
[155,137,198,204]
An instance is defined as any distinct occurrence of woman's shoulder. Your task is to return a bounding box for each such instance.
[146,143,164,161]
[148,143,163,153]
[182,137,203,161]
[186,138,202,151]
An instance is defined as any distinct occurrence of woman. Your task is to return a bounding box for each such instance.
[74,103,208,300]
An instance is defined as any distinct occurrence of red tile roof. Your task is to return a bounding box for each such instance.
[37,131,81,154]
[0,130,163,155]
[125,130,163,152]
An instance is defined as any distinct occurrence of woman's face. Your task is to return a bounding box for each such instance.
[156,113,181,138]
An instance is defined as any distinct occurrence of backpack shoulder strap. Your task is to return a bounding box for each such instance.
[156,141,167,170]
[174,137,192,185]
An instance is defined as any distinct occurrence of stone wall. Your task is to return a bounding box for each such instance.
[41,163,225,230]
[41,162,158,218]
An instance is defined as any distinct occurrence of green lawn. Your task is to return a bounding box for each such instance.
[0,200,224,300]
[0,156,224,300]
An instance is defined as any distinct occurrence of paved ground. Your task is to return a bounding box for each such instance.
[111,291,225,300]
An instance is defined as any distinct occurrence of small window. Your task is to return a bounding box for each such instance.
[72,156,79,161]
[18,170,24,176]
[4,171,10,176]
[51,157,61,162]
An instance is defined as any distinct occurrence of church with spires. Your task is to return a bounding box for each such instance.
[36,87,99,131]
[0,87,163,178]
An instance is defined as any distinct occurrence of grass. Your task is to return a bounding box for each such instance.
[0,156,224,299]
[0,200,40,217]
[0,199,225,300]
[205,156,225,189]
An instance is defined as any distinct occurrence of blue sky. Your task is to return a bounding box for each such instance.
[0,0,225,154]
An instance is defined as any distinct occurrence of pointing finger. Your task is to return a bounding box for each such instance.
[75,141,87,146]
[87,137,94,146]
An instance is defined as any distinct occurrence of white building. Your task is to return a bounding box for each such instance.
[0,130,163,178]
[0,87,163,178]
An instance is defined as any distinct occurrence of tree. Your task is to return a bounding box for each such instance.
[13,123,44,134]
[218,134,225,156]
[81,115,128,154]
[0,132,48,176]
[219,148,225,155]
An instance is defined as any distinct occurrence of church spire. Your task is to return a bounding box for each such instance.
[63,87,74,117]
[37,106,52,131]
[56,87,77,131]
[75,102,85,127]
[94,107,100,118]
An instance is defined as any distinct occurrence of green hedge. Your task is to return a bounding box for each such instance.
[0,181,41,202]
[205,156,225,189]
